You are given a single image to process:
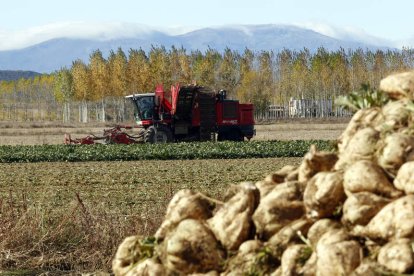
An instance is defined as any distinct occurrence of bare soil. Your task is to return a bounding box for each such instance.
[0,120,348,145]
[254,123,347,141]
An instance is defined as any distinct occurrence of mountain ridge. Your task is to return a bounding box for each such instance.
[0,24,392,73]
[0,70,42,81]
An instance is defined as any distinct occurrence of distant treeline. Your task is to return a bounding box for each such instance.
[0,70,41,81]
[0,46,413,120]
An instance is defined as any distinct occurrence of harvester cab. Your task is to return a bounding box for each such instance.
[126,93,156,127]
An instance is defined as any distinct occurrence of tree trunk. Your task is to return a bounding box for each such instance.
[63,102,71,123]
[101,99,106,122]
[78,101,88,123]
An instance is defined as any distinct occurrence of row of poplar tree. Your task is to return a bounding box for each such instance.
[1,46,414,114]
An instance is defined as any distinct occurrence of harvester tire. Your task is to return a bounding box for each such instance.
[217,130,244,142]
[144,125,174,143]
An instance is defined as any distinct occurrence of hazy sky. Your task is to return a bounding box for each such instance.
[1,0,413,50]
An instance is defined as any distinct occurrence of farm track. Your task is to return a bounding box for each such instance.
[0,122,348,145]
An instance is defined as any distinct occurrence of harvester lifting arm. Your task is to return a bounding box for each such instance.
[64,125,145,145]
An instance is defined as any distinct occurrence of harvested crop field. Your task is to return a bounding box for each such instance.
[0,119,345,274]
[0,157,301,273]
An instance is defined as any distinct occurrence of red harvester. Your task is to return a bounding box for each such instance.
[65,84,255,144]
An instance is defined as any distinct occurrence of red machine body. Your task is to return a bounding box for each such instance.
[126,84,255,143]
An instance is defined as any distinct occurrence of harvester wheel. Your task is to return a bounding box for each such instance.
[144,125,173,143]
[217,130,244,142]
[231,131,244,142]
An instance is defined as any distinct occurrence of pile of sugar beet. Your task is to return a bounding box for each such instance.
[112,71,414,276]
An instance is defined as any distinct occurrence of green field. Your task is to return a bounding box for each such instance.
[0,157,302,273]
[0,140,334,163]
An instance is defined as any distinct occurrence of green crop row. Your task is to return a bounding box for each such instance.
[0,140,335,163]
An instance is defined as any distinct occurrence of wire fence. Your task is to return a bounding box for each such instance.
[0,97,135,123]
[254,98,353,121]
[0,96,354,123]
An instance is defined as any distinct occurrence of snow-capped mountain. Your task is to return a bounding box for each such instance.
[0,24,391,73]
